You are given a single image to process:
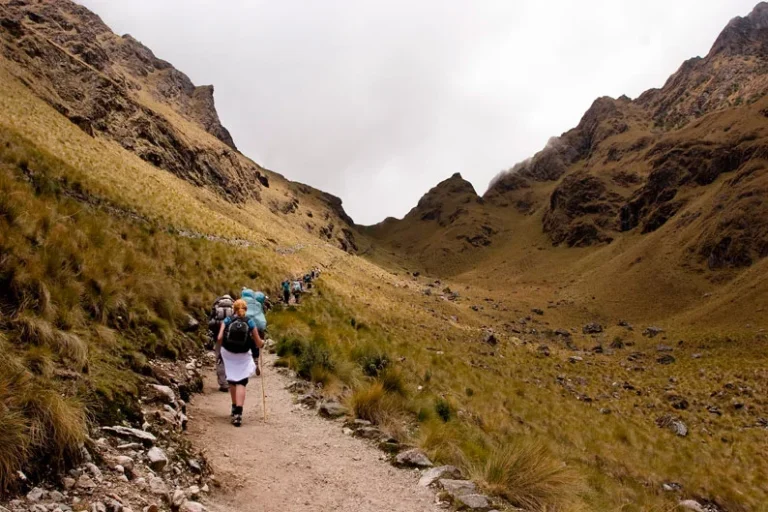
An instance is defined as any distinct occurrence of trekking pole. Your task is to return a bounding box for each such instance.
[260,351,267,422]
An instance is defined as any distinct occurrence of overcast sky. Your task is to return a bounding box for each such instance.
[80,0,756,225]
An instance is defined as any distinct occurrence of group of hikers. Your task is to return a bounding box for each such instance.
[280,269,320,305]
[206,268,320,426]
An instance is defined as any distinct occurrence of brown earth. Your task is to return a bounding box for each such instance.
[189,355,440,512]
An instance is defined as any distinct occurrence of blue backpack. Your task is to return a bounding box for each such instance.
[241,288,267,330]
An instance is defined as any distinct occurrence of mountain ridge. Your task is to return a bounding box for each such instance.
[365,2,768,276]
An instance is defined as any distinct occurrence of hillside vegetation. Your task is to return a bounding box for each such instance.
[1,1,767,511]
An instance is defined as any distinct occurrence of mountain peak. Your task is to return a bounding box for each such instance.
[710,2,768,57]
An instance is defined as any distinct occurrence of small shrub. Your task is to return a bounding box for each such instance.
[435,398,452,422]
[297,343,335,380]
[356,347,389,377]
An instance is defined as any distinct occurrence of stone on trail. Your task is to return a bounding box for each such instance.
[149,476,169,497]
[77,474,97,490]
[150,385,177,404]
[26,487,46,502]
[318,400,348,419]
[418,465,463,487]
[115,456,134,472]
[395,448,433,468]
[438,478,477,496]
[147,447,168,471]
[180,501,206,512]
[49,490,65,503]
[455,493,492,511]
[103,426,157,446]
[86,462,103,481]
[172,489,186,509]
[354,426,382,439]
[187,459,202,474]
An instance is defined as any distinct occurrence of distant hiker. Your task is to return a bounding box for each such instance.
[303,273,312,289]
[281,278,291,304]
[241,287,268,376]
[291,278,303,304]
[208,294,234,392]
[217,299,264,427]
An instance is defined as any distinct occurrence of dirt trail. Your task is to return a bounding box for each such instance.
[188,354,441,512]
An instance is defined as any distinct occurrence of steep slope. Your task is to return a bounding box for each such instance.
[366,3,768,301]
[0,0,360,252]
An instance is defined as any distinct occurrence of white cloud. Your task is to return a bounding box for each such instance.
[80,0,758,224]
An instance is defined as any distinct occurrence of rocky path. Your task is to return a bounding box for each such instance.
[187,354,441,512]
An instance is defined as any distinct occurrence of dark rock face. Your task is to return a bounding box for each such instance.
[486,97,628,201]
[710,2,768,57]
[543,172,620,246]
[3,1,237,150]
[412,173,481,227]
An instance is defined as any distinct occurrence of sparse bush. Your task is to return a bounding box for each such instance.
[470,440,580,511]
[354,345,389,377]
[435,398,452,422]
[297,342,335,381]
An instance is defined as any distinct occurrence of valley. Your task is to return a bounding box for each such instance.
[0,1,767,511]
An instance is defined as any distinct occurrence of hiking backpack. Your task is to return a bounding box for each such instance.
[224,317,250,353]
[212,296,234,321]
[292,281,302,292]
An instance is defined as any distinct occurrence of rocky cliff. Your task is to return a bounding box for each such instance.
[371,2,768,272]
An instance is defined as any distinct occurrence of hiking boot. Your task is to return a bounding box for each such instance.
[232,414,242,427]
[231,405,236,417]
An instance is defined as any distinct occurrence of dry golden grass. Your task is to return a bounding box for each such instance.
[469,440,581,511]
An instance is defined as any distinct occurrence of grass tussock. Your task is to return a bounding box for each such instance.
[349,381,403,424]
[470,440,581,511]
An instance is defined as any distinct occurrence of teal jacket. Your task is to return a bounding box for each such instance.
[241,288,267,331]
